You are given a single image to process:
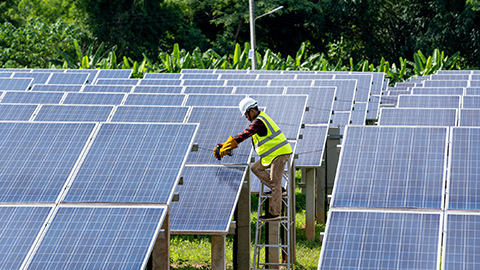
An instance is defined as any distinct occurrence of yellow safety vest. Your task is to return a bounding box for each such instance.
[252,111,292,166]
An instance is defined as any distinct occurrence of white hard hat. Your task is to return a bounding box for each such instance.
[239,97,257,115]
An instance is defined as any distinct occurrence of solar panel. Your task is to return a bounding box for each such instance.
[63,93,125,105]
[185,107,253,165]
[411,87,464,95]
[64,123,198,203]
[170,165,246,233]
[226,80,269,86]
[1,91,64,104]
[34,105,114,122]
[82,85,134,93]
[472,75,480,80]
[143,73,182,79]
[378,108,458,126]
[0,104,37,120]
[95,69,132,80]
[397,95,461,108]
[313,80,356,111]
[185,94,245,107]
[111,106,188,123]
[139,79,183,86]
[269,80,313,87]
[319,210,441,270]
[295,125,328,167]
[448,127,480,209]
[134,85,183,94]
[366,95,380,120]
[0,72,13,77]
[380,95,398,107]
[0,206,52,269]
[31,84,83,92]
[0,122,96,202]
[295,74,334,80]
[181,74,220,80]
[250,95,307,139]
[462,95,480,108]
[65,69,99,84]
[465,87,480,95]
[95,78,140,85]
[329,111,350,135]
[459,109,480,126]
[47,73,89,85]
[181,69,215,74]
[431,74,470,80]
[0,78,33,90]
[335,74,373,102]
[182,79,226,86]
[234,86,284,95]
[443,212,480,270]
[423,80,468,88]
[285,87,336,124]
[257,74,296,80]
[184,86,234,94]
[31,69,65,73]
[369,72,386,95]
[26,206,166,270]
[219,74,257,80]
[124,93,185,106]
[437,70,473,75]
[12,72,51,84]
[331,126,448,208]
[351,102,368,125]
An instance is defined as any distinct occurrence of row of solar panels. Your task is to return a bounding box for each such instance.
[319,125,480,269]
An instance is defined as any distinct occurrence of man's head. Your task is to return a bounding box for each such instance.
[239,97,259,122]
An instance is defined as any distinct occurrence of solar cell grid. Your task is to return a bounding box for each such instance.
[0,104,37,120]
[139,79,183,86]
[64,123,198,203]
[124,93,185,106]
[1,91,64,104]
[379,108,458,126]
[226,80,268,86]
[332,126,448,209]
[234,86,284,95]
[313,80,356,111]
[0,122,96,202]
[12,72,51,85]
[26,206,165,270]
[295,125,328,167]
[295,74,334,80]
[423,80,469,88]
[47,73,89,85]
[111,106,188,123]
[397,95,461,109]
[95,69,132,80]
[82,85,133,93]
[63,92,125,105]
[335,74,373,102]
[183,86,234,94]
[470,80,480,87]
[350,102,368,125]
[431,74,470,80]
[182,79,226,86]
[269,80,313,87]
[465,87,480,95]
[143,73,182,79]
[0,78,33,91]
[366,95,380,120]
[462,95,480,108]
[472,74,480,80]
[0,72,13,77]
[257,74,296,80]
[219,74,257,80]
[181,74,220,80]
[459,109,480,126]
[185,94,245,107]
[180,69,215,74]
[31,84,83,92]
[34,105,114,122]
[319,210,441,270]
[95,79,139,85]
[285,86,336,124]
[170,165,246,233]
[443,213,480,270]
[411,87,464,95]
[134,85,183,94]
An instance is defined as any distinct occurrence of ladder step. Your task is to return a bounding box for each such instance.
[255,244,289,248]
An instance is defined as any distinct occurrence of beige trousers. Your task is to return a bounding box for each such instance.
[251,154,290,216]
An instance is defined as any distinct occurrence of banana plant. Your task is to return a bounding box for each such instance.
[54,39,117,69]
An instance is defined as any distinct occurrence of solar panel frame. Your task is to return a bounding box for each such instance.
[464,87,480,95]
[284,86,336,124]
[123,93,186,106]
[458,109,480,126]
[47,73,89,85]
[411,87,464,95]
[226,80,269,87]
[82,85,134,93]
[378,108,458,126]
[313,80,357,111]
[295,125,329,167]
[462,95,480,108]
[0,91,64,104]
[143,73,182,79]
[234,86,284,95]
[185,94,246,107]
[31,84,83,92]
[170,165,247,234]
[422,80,469,88]
[94,69,133,81]
[62,92,126,105]
[0,104,38,121]
[95,78,140,85]
[111,105,189,123]
[366,95,380,120]
[33,105,115,122]
[139,79,183,86]
[133,85,184,94]
[12,72,52,85]
[350,102,368,125]
[0,78,33,91]
[182,79,226,86]
[397,95,461,109]
[183,86,235,94]
[335,74,373,102]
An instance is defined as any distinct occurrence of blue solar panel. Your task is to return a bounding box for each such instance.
[181,74,220,80]
[431,74,470,80]
[219,74,257,80]
[0,206,52,269]
[332,126,447,208]
[411,87,464,95]
[186,107,253,164]
[124,93,185,106]
[0,104,37,120]
[295,125,328,167]
[319,210,441,270]
[96,79,139,85]
[285,87,336,124]
[65,69,99,84]
[443,213,480,270]
[139,79,183,86]
[111,106,188,123]
[1,91,64,104]
[31,69,65,73]
[269,80,313,87]
[64,123,198,203]
[250,95,307,139]
[170,165,246,233]
[313,80,356,111]
[184,86,234,94]
[366,95,380,120]
[462,95,480,108]
[437,70,473,75]
[226,80,269,86]
[185,94,245,107]
[143,73,182,79]
[182,79,226,86]
[134,85,183,94]
[397,95,461,108]
[31,84,83,92]
[459,109,480,126]
[369,72,385,95]
[47,73,89,85]
[379,108,458,126]
[34,105,114,122]
[82,85,134,93]
[0,122,96,202]
[26,206,165,270]
[234,86,284,95]
[0,72,13,77]
[258,74,296,80]
[465,87,480,95]
[181,69,215,74]
[448,127,480,209]
[63,93,125,105]
[295,74,334,80]
[335,74,373,102]
[95,69,132,80]
[12,72,51,85]
[329,111,350,135]
[351,102,368,125]
[423,80,468,88]
[0,78,33,90]
[472,75,480,81]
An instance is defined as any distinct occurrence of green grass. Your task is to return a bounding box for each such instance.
[170,184,325,269]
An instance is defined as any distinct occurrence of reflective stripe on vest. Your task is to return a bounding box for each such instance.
[253,112,292,166]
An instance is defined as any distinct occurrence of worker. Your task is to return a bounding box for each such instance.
[214,97,292,221]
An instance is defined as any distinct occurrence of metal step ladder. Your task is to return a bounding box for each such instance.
[253,155,295,270]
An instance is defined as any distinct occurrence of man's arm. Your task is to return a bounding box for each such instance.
[234,118,267,144]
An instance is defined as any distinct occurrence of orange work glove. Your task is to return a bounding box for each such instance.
[219,136,238,157]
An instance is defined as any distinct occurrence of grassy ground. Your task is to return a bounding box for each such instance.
[170,185,326,269]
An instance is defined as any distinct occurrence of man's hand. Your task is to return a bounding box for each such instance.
[219,136,238,157]
[213,143,223,160]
